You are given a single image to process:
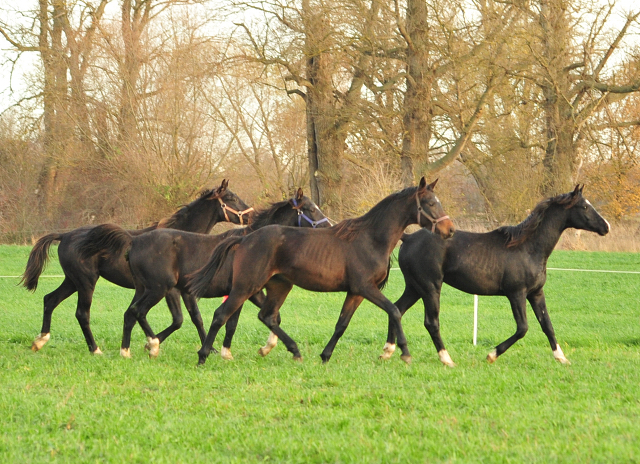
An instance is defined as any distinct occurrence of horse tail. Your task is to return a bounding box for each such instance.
[77,224,133,262]
[21,233,63,292]
[186,235,244,298]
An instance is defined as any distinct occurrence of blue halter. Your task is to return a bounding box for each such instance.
[292,198,330,228]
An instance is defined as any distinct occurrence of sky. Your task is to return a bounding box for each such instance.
[0,0,638,116]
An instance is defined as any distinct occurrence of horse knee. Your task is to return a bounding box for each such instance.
[515,324,528,339]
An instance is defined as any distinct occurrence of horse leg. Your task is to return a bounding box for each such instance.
[198,292,250,365]
[246,291,280,357]
[528,289,569,364]
[361,286,412,363]
[422,290,455,367]
[180,292,207,345]
[120,288,163,358]
[256,280,300,360]
[320,293,364,363]
[152,288,184,346]
[32,277,77,351]
[220,304,244,360]
[487,292,528,363]
[380,284,420,360]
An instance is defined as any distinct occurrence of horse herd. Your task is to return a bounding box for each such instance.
[21,178,610,367]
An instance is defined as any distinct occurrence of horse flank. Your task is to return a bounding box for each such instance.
[497,191,582,248]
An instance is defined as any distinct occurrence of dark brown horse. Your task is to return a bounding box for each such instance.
[188,178,455,366]
[381,185,610,365]
[77,189,329,358]
[21,180,252,354]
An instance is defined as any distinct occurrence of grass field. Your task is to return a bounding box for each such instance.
[1,245,640,463]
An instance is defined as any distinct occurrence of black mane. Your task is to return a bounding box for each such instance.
[334,186,417,241]
[497,191,581,247]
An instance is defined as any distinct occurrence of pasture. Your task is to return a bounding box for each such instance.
[1,244,639,463]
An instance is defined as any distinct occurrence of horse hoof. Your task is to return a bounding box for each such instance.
[486,349,498,363]
[258,347,271,357]
[92,347,104,355]
[379,342,395,360]
[400,355,412,365]
[293,355,303,363]
[555,356,571,365]
[438,349,455,367]
[120,348,132,358]
[221,347,234,361]
[31,333,50,352]
[145,338,160,358]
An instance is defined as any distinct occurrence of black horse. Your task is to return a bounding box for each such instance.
[21,180,253,354]
[188,177,455,366]
[78,189,329,358]
[380,185,610,366]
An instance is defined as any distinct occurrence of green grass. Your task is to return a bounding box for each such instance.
[1,245,640,463]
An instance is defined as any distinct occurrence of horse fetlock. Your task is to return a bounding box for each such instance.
[553,344,571,364]
[438,349,455,367]
[220,346,234,360]
[120,347,132,358]
[486,349,498,363]
[145,337,160,358]
[31,333,51,351]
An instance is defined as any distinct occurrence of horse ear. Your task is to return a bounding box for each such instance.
[418,177,427,191]
[427,178,438,191]
[220,179,229,192]
[572,184,581,196]
[296,187,304,201]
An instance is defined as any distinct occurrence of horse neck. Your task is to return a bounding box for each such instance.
[360,196,415,255]
[527,206,568,258]
[249,205,296,231]
[170,205,223,234]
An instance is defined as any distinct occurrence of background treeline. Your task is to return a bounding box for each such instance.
[0,0,639,246]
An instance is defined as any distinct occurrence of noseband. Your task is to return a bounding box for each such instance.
[291,199,330,228]
[218,198,254,226]
[416,193,449,233]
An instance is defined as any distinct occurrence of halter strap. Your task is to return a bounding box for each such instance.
[416,193,449,233]
[292,199,330,228]
[218,198,254,226]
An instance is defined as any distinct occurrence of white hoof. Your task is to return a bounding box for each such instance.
[92,347,104,355]
[487,349,498,363]
[31,333,51,351]
[120,348,132,358]
[553,344,571,364]
[438,349,456,367]
[221,347,234,360]
[258,332,279,357]
[379,342,396,360]
[145,337,160,358]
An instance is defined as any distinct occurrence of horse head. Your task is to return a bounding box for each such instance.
[565,185,610,236]
[289,188,331,228]
[208,179,255,226]
[416,177,455,239]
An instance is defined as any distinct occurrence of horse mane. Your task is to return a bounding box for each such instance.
[157,188,216,229]
[497,191,582,248]
[246,199,292,231]
[333,186,417,242]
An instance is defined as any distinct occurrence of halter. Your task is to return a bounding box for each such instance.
[218,197,254,226]
[291,198,330,228]
[416,193,449,233]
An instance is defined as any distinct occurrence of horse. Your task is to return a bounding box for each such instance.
[187,177,455,366]
[379,185,610,366]
[21,179,253,354]
[77,189,329,358]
